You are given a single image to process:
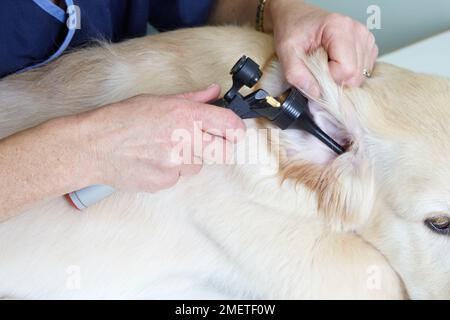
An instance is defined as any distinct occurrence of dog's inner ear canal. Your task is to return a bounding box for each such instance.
[258,57,353,165]
[280,99,352,165]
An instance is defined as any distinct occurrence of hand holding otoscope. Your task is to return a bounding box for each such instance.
[66,56,344,210]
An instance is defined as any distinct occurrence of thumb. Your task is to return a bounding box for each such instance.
[286,60,321,98]
[173,84,221,103]
[278,45,321,98]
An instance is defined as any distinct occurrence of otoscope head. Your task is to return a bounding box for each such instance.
[230,56,262,88]
[271,88,309,130]
[275,88,346,155]
[225,56,262,101]
[221,56,345,155]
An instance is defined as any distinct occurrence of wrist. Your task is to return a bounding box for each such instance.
[267,0,291,33]
[262,0,274,33]
[43,114,103,189]
[268,0,312,31]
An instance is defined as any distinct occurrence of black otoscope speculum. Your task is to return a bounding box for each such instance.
[215,56,345,155]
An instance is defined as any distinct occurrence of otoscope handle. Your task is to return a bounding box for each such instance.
[66,99,247,210]
[214,97,261,119]
[66,185,115,210]
[66,98,252,210]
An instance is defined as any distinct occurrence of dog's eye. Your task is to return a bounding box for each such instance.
[425,216,450,235]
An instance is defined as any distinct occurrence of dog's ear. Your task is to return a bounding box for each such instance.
[280,146,375,232]
[264,49,376,231]
[311,151,375,232]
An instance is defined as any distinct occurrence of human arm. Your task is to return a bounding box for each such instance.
[0,116,94,221]
[0,85,244,221]
[209,0,378,97]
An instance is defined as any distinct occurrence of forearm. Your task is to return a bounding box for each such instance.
[209,0,273,31]
[0,116,95,221]
[209,0,310,33]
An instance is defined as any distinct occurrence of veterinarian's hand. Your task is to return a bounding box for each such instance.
[268,0,378,97]
[76,85,245,192]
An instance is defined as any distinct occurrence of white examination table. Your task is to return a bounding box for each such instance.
[379,30,450,78]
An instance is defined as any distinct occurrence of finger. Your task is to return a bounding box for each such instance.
[173,84,221,103]
[193,131,223,158]
[169,120,241,169]
[278,44,321,98]
[190,103,246,141]
[346,36,366,87]
[325,36,359,86]
[359,49,375,85]
[179,162,203,177]
[352,37,378,85]
[355,32,377,85]
[201,133,234,164]
[193,132,234,164]
[367,33,378,70]
[153,167,181,191]
[369,43,379,71]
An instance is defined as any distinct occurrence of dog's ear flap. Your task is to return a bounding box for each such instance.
[306,49,376,231]
[280,150,375,232]
[315,152,375,231]
[276,48,376,231]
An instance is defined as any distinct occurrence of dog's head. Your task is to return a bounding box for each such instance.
[358,65,450,299]
[260,50,450,299]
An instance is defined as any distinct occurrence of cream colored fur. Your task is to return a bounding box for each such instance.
[0,26,448,299]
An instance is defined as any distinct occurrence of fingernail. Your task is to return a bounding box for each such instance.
[207,83,219,89]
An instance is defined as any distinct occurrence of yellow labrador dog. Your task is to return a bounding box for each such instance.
[0,26,449,299]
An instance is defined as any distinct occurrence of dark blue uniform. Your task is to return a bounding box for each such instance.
[0,0,215,77]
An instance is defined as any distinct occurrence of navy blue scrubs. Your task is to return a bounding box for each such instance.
[0,0,215,77]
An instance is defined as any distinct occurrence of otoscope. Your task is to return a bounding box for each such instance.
[66,56,345,210]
